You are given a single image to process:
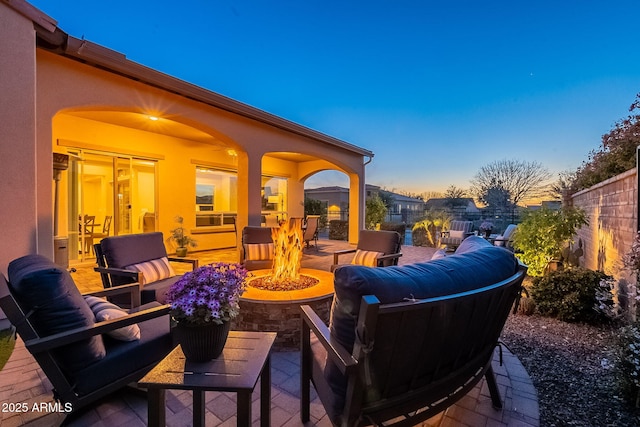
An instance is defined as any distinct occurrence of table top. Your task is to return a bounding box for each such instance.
[139,331,277,392]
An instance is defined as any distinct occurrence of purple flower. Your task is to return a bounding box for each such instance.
[166,262,249,325]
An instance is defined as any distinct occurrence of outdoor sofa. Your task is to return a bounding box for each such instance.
[301,236,526,426]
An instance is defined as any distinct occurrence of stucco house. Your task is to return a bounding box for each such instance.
[305,184,424,223]
[0,0,373,271]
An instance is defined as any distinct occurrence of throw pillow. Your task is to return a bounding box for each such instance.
[123,256,175,285]
[449,230,465,239]
[351,249,383,267]
[84,296,141,341]
[244,243,274,260]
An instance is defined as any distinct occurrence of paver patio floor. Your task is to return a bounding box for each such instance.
[0,238,539,426]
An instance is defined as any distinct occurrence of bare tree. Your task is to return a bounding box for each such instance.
[419,191,444,201]
[444,185,468,208]
[470,159,552,206]
[444,185,467,199]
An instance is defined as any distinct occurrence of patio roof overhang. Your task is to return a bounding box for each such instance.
[28,16,374,162]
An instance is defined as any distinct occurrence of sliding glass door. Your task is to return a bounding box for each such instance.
[67,150,157,264]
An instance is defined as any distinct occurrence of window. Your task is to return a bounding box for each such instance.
[195,167,237,227]
[261,176,288,223]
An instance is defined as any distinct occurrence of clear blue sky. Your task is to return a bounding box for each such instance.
[29,0,640,195]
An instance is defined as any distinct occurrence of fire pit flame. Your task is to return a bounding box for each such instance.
[270,217,303,282]
[249,217,318,291]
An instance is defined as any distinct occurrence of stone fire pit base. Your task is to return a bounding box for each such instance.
[231,268,334,350]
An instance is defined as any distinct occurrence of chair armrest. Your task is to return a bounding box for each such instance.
[376,253,402,262]
[94,266,140,281]
[82,283,143,308]
[168,257,199,270]
[24,304,171,354]
[333,248,357,266]
[300,305,357,375]
[375,252,402,266]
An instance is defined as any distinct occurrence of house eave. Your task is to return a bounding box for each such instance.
[24,10,373,158]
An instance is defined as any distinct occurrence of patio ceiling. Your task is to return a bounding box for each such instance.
[63,111,322,163]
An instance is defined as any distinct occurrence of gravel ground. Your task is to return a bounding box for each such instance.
[501,313,640,427]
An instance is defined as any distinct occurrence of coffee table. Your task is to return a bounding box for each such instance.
[139,331,277,427]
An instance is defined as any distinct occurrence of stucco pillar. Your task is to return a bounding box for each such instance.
[0,5,39,271]
[348,173,365,244]
[236,151,263,231]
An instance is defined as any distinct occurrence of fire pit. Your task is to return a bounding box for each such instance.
[233,269,334,350]
[232,218,334,349]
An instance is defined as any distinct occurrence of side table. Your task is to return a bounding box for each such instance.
[139,330,277,427]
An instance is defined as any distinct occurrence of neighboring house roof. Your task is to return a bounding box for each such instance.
[380,190,423,204]
[424,198,479,211]
[306,186,423,205]
[11,0,373,159]
[305,186,349,194]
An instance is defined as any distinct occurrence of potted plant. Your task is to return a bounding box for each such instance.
[479,221,494,238]
[168,215,197,257]
[166,262,249,361]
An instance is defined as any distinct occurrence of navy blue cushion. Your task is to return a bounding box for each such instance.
[73,302,173,395]
[100,232,169,287]
[8,254,106,372]
[100,232,168,269]
[325,238,519,415]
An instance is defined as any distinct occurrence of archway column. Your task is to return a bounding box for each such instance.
[348,172,365,244]
[237,151,263,232]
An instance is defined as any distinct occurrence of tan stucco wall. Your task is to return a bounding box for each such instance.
[0,6,41,273]
[570,168,637,316]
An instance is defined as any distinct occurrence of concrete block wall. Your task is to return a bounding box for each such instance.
[569,168,637,317]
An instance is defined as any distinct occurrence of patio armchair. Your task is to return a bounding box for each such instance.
[240,226,274,271]
[303,215,320,249]
[493,224,517,251]
[94,232,198,305]
[0,254,173,414]
[440,220,474,251]
[331,229,402,272]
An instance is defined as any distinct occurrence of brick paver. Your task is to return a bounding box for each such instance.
[0,238,539,426]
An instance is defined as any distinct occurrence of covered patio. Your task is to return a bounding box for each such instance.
[0,240,539,427]
[1,0,372,271]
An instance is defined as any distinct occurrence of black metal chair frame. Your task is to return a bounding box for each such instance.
[300,264,527,427]
[0,276,170,413]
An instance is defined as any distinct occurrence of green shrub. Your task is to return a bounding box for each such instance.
[411,209,451,247]
[365,195,387,230]
[380,222,406,243]
[616,322,640,406]
[512,206,588,276]
[530,268,613,324]
[328,220,348,241]
[0,328,15,371]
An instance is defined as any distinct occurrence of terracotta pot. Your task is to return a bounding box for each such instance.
[173,321,230,361]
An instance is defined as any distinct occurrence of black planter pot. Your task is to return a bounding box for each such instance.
[173,320,231,362]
